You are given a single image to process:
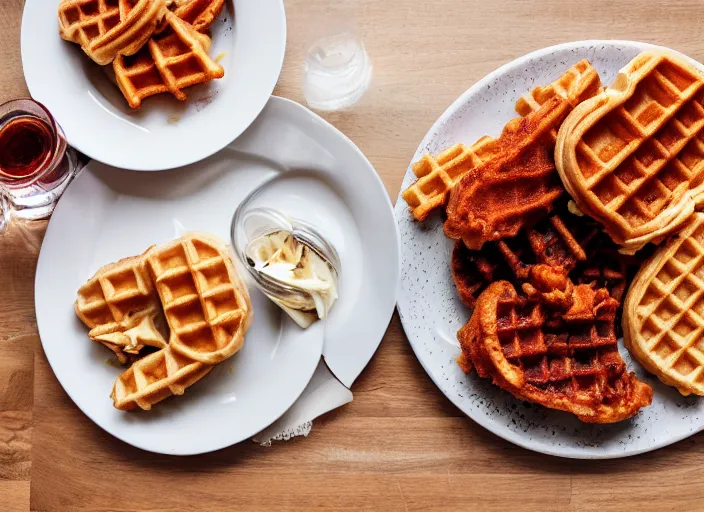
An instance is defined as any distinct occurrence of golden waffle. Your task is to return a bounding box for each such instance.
[172,0,224,31]
[113,11,224,108]
[516,59,602,121]
[624,212,704,395]
[58,0,166,65]
[111,345,211,410]
[75,251,168,363]
[459,281,653,423]
[76,233,251,410]
[443,97,568,249]
[556,51,704,255]
[145,233,253,365]
[451,199,632,309]
[402,59,602,221]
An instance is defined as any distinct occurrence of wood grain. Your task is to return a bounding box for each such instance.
[2,0,704,511]
[0,226,40,512]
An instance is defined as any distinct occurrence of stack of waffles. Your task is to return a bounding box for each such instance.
[58,0,225,108]
[555,52,704,255]
[401,53,704,421]
[402,59,602,222]
[556,52,704,397]
[75,233,253,411]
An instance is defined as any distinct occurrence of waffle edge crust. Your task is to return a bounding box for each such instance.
[624,212,704,396]
[555,50,704,255]
[459,281,653,423]
[402,59,602,222]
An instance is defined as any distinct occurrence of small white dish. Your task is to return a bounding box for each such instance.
[396,40,704,459]
[36,96,399,454]
[21,0,286,171]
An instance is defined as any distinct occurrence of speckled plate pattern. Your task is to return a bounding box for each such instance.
[395,41,704,459]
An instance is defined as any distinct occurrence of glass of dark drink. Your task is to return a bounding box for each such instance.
[0,98,80,231]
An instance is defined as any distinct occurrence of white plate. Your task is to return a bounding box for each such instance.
[396,40,704,459]
[21,0,286,171]
[36,96,399,454]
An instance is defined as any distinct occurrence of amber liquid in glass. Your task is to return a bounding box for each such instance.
[0,115,54,184]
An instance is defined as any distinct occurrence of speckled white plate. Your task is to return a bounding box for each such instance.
[396,40,704,459]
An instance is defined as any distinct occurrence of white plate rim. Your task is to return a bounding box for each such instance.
[274,98,402,387]
[20,0,287,171]
[396,39,704,459]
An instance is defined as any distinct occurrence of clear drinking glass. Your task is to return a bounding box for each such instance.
[302,16,372,111]
[0,98,80,232]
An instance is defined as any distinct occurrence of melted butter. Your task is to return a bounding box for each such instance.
[246,231,338,328]
[567,200,584,217]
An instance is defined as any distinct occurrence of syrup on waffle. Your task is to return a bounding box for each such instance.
[113,11,224,108]
[624,212,704,395]
[402,59,602,221]
[443,96,568,249]
[458,280,653,423]
[556,51,704,254]
[58,0,166,65]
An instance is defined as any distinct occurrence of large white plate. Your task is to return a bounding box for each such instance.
[36,96,399,454]
[396,41,704,459]
[21,0,286,171]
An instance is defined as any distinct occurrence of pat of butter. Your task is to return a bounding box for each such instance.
[567,200,584,217]
[246,231,338,328]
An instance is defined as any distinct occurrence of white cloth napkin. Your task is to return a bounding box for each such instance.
[252,360,353,445]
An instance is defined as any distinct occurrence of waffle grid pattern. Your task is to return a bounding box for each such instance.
[459,281,652,422]
[58,0,165,65]
[75,256,155,329]
[574,58,704,231]
[113,12,224,108]
[75,256,169,363]
[111,345,212,410]
[635,222,704,389]
[402,137,499,221]
[402,59,601,221]
[516,59,600,125]
[147,236,248,364]
[494,288,620,395]
[76,234,251,410]
[59,0,123,47]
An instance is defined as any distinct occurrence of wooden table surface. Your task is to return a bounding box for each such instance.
[3,1,704,510]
